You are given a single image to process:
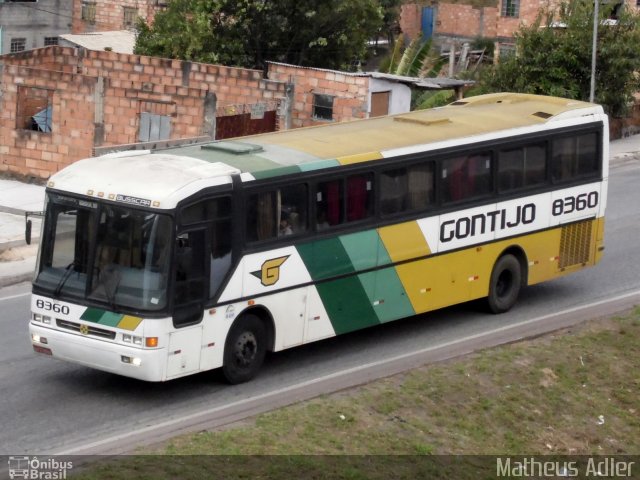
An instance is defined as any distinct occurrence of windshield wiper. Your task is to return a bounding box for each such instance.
[96,265,122,311]
[54,261,79,297]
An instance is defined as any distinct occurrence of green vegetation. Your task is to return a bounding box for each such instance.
[476,0,640,117]
[134,0,400,71]
[75,308,640,479]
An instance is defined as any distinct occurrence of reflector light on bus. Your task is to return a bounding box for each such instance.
[145,337,158,348]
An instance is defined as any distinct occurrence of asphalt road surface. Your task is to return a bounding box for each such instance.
[1,158,639,455]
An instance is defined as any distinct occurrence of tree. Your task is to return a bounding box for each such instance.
[479,0,640,117]
[135,0,386,71]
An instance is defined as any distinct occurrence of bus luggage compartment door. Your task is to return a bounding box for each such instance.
[166,326,203,379]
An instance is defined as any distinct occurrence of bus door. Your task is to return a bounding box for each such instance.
[170,195,234,376]
[167,228,207,378]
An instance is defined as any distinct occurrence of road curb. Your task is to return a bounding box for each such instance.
[0,271,32,288]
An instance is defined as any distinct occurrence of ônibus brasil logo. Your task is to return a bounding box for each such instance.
[8,456,73,479]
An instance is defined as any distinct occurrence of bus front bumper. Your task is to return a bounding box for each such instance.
[29,322,167,382]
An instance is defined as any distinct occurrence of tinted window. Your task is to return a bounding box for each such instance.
[316,174,373,229]
[246,184,308,241]
[498,143,546,192]
[552,132,599,182]
[380,163,434,215]
[442,153,492,203]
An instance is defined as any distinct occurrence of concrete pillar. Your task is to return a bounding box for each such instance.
[93,76,105,146]
[203,91,217,139]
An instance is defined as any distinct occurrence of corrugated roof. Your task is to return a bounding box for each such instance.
[58,30,135,54]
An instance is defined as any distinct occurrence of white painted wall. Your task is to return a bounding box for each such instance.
[368,78,412,116]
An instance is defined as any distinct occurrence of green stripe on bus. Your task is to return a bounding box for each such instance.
[251,165,302,180]
[358,268,415,323]
[297,237,355,280]
[339,230,381,270]
[80,307,105,323]
[298,159,341,172]
[97,311,124,327]
[315,276,379,335]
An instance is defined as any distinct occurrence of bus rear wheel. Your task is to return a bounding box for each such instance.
[487,254,522,314]
[222,314,267,384]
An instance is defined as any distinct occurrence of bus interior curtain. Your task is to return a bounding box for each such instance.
[347,175,367,221]
[407,166,430,209]
[326,181,341,225]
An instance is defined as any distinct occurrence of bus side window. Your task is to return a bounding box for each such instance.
[498,143,546,192]
[246,185,308,241]
[316,174,373,228]
[442,153,492,203]
[380,163,433,216]
[552,133,598,182]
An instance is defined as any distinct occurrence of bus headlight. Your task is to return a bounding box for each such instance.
[32,314,52,324]
[123,334,143,345]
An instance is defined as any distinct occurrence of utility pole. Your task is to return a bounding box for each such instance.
[590,0,599,103]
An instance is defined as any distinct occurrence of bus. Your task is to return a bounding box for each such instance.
[28,93,608,383]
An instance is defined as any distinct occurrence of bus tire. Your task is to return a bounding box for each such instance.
[222,314,267,384]
[487,254,521,314]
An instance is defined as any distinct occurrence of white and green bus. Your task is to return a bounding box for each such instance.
[29,93,608,383]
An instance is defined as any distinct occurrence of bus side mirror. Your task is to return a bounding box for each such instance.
[25,219,32,245]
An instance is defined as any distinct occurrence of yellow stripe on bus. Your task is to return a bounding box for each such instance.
[117,315,143,331]
[336,152,383,165]
[378,221,431,263]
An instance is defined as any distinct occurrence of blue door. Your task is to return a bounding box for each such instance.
[422,7,434,40]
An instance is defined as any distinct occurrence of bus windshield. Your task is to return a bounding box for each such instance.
[35,193,173,312]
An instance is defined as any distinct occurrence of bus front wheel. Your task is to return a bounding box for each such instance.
[222,314,267,384]
[487,254,521,314]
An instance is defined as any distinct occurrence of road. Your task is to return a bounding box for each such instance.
[1,159,639,455]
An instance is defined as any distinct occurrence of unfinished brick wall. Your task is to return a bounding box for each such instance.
[0,46,290,179]
[400,3,424,40]
[0,63,97,179]
[436,4,498,39]
[268,62,370,128]
[72,0,160,34]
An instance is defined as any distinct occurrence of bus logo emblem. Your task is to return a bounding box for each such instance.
[79,324,89,335]
[251,255,290,286]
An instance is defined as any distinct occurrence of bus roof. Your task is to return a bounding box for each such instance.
[48,93,604,208]
[165,92,601,179]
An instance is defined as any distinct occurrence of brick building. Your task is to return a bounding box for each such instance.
[72,0,164,33]
[400,0,640,59]
[1,47,457,180]
[0,46,290,179]
[0,0,72,55]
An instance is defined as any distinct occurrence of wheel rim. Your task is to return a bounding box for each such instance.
[496,270,513,299]
[233,331,257,367]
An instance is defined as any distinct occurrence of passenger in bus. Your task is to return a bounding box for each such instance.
[279,211,293,236]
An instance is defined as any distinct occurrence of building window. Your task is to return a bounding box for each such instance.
[17,86,54,133]
[124,7,138,29]
[44,37,59,47]
[501,0,520,17]
[312,94,334,121]
[81,2,96,24]
[498,43,516,60]
[10,38,26,53]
